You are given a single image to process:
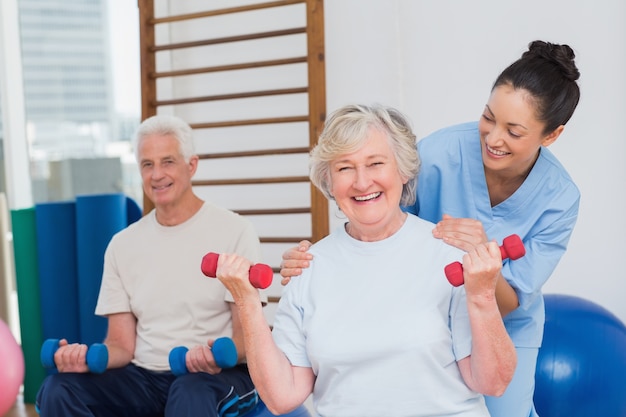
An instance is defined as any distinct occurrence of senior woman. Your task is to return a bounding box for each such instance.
[215,104,516,417]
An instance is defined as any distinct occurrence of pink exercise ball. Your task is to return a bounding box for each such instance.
[0,318,24,415]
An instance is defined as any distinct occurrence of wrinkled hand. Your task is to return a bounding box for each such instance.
[432,214,488,252]
[461,241,502,299]
[215,253,258,302]
[54,339,90,373]
[185,341,222,375]
[279,240,313,285]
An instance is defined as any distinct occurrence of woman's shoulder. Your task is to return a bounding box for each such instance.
[308,225,345,255]
[405,211,435,229]
[404,214,465,263]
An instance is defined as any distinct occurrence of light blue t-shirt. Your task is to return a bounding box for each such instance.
[273,214,490,417]
[404,121,580,347]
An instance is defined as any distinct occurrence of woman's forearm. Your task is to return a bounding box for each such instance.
[464,295,517,396]
[236,299,313,414]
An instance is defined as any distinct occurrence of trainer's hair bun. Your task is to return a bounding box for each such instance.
[524,40,580,82]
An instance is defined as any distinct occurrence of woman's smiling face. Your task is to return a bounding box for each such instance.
[329,127,408,241]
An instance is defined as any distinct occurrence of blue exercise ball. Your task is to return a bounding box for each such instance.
[534,294,626,417]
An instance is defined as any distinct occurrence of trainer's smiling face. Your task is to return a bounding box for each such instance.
[138,133,198,209]
[478,84,562,179]
[330,127,408,242]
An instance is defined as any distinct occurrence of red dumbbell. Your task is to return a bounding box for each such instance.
[444,234,525,287]
[201,252,273,289]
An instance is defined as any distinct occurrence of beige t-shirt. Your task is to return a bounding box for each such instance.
[95,202,265,371]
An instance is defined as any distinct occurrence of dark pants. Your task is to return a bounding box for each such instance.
[36,363,257,417]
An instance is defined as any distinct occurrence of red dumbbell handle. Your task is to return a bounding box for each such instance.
[201,252,273,289]
[444,234,525,287]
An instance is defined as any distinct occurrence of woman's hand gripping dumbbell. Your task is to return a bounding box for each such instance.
[201,252,273,289]
[444,234,526,287]
[169,337,238,376]
[40,338,108,374]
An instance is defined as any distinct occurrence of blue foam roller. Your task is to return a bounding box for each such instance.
[126,196,142,225]
[75,193,135,345]
[35,202,80,346]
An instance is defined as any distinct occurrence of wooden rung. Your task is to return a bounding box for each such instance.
[198,147,309,159]
[150,0,305,25]
[152,28,306,52]
[152,57,307,79]
[138,0,328,243]
[154,87,308,107]
[193,176,310,186]
[260,237,311,243]
[190,116,308,129]
[234,207,311,215]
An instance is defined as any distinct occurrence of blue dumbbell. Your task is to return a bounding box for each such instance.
[169,337,238,376]
[40,338,108,374]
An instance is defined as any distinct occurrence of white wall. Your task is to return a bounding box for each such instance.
[324,0,626,323]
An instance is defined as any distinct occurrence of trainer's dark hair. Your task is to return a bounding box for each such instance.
[493,40,580,134]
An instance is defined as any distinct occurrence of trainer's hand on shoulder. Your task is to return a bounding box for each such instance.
[432,214,488,253]
[280,240,313,285]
